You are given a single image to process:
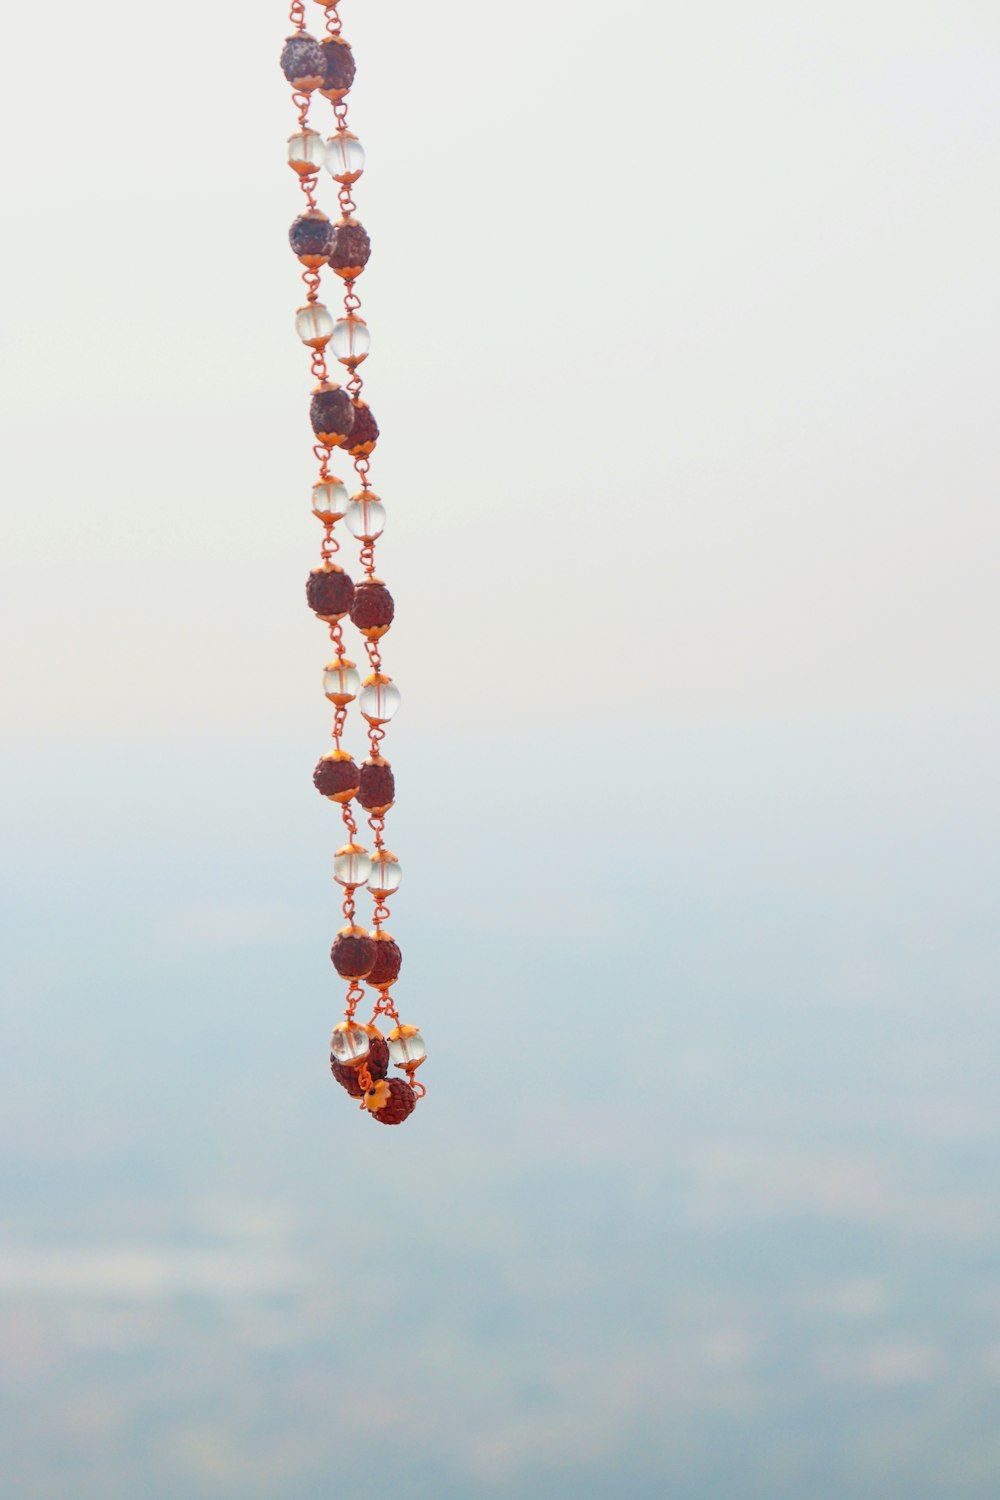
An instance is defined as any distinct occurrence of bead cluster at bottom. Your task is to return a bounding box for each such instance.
[330,1021,426,1125]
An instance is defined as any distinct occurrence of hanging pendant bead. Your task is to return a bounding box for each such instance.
[364,1076,417,1125]
[318,35,356,100]
[387,1025,426,1069]
[359,673,400,724]
[288,129,326,175]
[311,477,349,521]
[330,1026,388,1096]
[323,657,360,704]
[365,931,402,989]
[309,382,355,447]
[330,1019,370,1065]
[313,751,360,803]
[344,492,385,542]
[357,757,394,814]
[333,843,372,888]
[289,210,334,267]
[330,317,370,366]
[350,579,394,639]
[306,563,355,621]
[346,401,379,456]
[367,848,401,899]
[331,923,378,978]
[295,303,335,348]
[280,33,326,91]
[328,218,371,279]
[324,130,365,184]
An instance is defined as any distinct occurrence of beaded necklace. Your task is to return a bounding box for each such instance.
[282,0,426,1124]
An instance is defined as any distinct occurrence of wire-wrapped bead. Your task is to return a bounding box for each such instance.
[364,1076,417,1125]
[318,35,356,100]
[287,129,326,175]
[328,218,371,279]
[350,579,394,639]
[357,756,395,814]
[280,33,326,90]
[365,932,402,989]
[330,1027,389,1097]
[289,210,334,267]
[306,563,355,622]
[310,382,355,447]
[346,400,379,456]
[331,924,378,979]
[313,750,360,802]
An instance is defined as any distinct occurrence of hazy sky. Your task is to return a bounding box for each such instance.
[2,0,998,745]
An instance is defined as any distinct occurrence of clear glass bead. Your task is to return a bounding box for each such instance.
[334,843,372,888]
[343,493,386,542]
[324,131,365,183]
[323,658,360,704]
[311,478,349,521]
[359,674,400,724]
[330,317,370,366]
[388,1026,426,1068]
[295,303,335,348]
[367,850,401,898]
[330,1021,370,1065]
[287,129,325,175]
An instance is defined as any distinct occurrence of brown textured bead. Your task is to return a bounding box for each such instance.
[318,35,356,100]
[330,1027,388,1097]
[331,924,378,979]
[280,33,325,90]
[310,383,354,447]
[350,579,394,639]
[306,564,355,621]
[365,932,402,989]
[365,1076,417,1125]
[289,210,334,267]
[357,757,394,813]
[328,218,371,279]
[346,400,379,456]
[313,752,360,802]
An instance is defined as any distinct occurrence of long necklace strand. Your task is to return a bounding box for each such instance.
[282,0,426,1124]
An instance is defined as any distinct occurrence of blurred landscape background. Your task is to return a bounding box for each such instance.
[2,1,999,1496]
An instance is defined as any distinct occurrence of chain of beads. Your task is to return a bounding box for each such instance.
[282,0,425,1125]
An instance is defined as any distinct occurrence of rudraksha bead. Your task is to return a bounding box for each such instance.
[309,382,354,447]
[280,33,326,91]
[313,750,360,802]
[365,931,401,989]
[306,563,355,621]
[331,924,378,979]
[364,1076,417,1125]
[289,210,335,267]
[350,579,394,639]
[330,1026,389,1097]
[328,218,371,279]
[346,400,379,456]
[357,756,394,814]
[318,35,356,100]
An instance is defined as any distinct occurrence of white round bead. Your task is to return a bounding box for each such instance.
[311,479,349,521]
[344,494,386,542]
[359,675,400,725]
[295,303,335,348]
[330,1022,370,1065]
[287,130,325,175]
[324,131,365,183]
[367,851,401,899]
[334,843,372,889]
[330,317,370,365]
